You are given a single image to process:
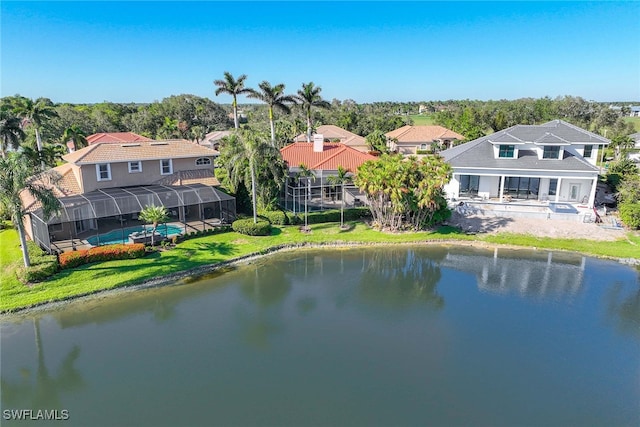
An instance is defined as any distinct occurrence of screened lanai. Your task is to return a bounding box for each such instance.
[29,184,236,253]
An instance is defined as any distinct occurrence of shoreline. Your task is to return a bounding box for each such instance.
[2,238,639,318]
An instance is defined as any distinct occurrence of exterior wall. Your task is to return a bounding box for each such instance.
[79,156,214,193]
[557,178,593,204]
[478,175,499,198]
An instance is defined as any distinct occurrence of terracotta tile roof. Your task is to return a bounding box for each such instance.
[21,163,82,212]
[153,169,220,187]
[86,132,153,144]
[280,142,377,173]
[293,125,369,152]
[63,140,217,165]
[386,125,465,142]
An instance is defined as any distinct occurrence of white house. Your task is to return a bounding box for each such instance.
[440,120,609,209]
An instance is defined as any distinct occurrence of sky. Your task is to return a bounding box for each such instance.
[1,1,639,104]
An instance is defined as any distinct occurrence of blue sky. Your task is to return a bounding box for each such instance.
[1,1,639,104]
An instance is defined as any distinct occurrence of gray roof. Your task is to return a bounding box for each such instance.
[441,120,605,172]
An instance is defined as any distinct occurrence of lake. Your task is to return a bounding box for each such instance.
[1,246,638,426]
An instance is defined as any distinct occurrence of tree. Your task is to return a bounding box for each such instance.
[138,205,169,246]
[14,97,58,156]
[326,165,352,228]
[297,164,315,230]
[610,135,635,161]
[0,152,60,267]
[62,125,87,151]
[247,81,297,146]
[365,130,389,153]
[219,130,286,223]
[296,82,330,142]
[0,106,25,157]
[214,72,252,129]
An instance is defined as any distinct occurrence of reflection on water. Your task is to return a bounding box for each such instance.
[1,246,638,427]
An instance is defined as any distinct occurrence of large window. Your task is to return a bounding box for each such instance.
[548,178,558,196]
[160,159,173,175]
[583,145,593,158]
[196,157,211,166]
[504,177,540,200]
[498,145,515,158]
[96,163,111,181]
[543,146,561,159]
[459,175,480,196]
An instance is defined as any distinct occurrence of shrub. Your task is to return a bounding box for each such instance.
[232,218,272,236]
[259,210,289,225]
[16,241,60,283]
[618,202,640,229]
[59,243,146,269]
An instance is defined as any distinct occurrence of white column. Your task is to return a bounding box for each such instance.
[499,175,506,203]
[587,177,598,208]
[555,177,562,203]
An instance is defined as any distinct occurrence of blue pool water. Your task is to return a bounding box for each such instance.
[86,224,184,246]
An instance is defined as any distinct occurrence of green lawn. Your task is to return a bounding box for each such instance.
[409,114,436,126]
[1,222,638,313]
[623,116,640,132]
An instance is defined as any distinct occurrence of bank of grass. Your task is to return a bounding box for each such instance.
[1,221,638,313]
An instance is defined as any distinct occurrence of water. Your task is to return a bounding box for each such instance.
[1,246,638,426]
[86,224,184,246]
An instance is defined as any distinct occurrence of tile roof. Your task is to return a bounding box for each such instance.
[293,125,369,152]
[63,140,217,165]
[86,132,153,144]
[280,142,377,172]
[21,163,82,212]
[153,169,220,186]
[386,125,465,142]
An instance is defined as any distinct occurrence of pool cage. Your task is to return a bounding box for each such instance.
[280,173,368,215]
[29,184,236,253]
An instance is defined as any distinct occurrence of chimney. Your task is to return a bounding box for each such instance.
[313,134,324,152]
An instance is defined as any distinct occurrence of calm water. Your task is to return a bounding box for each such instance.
[1,246,638,427]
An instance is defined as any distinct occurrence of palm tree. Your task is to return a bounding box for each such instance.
[296,82,331,142]
[247,81,297,146]
[222,130,285,223]
[298,164,315,231]
[214,72,252,129]
[138,205,170,246]
[327,165,352,228]
[62,125,87,151]
[0,106,25,158]
[14,97,58,156]
[0,152,60,267]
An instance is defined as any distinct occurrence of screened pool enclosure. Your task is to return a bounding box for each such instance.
[29,184,236,253]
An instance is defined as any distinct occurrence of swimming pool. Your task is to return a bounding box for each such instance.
[86,224,184,246]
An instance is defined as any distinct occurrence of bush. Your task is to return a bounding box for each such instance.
[59,243,146,269]
[16,241,60,283]
[619,202,640,229]
[259,210,289,225]
[302,208,371,224]
[232,218,272,236]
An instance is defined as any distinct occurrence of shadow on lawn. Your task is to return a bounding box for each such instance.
[191,241,236,256]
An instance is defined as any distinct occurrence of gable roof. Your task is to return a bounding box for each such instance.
[386,125,465,143]
[63,140,217,165]
[293,125,368,150]
[86,132,153,144]
[21,163,82,212]
[280,142,377,172]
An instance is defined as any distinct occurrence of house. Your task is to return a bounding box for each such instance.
[293,125,369,153]
[630,106,640,117]
[23,139,235,253]
[440,120,609,210]
[199,130,232,151]
[66,132,153,152]
[385,125,465,154]
[627,132,640,162]
[280,139,377,212]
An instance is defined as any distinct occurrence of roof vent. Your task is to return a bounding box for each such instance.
[121,143,141,147]
[150,141,169,146]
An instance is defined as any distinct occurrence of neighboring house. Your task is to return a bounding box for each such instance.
[67,132,153,152]
[385,125,465,154]
[630,106,640,117]
[199,130,232,151]
[22,140,235,252]
[440,120,609,209]
[293,125,369,153]
[627,132,640,163]
[280,140,377,212]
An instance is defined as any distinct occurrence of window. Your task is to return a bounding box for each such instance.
[195,157,211,166]
[459,175,480,196]
[504,177,540,200]
[498,145,515,158]
[583,145,593,158]
[543,146,561,159]
[160,159,173,175]
[128,161,142,173]
[419,144,428,150]
[548,179,558,196]
[96,163,111,181]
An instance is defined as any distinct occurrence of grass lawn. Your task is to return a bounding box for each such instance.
[623,117,640,133]
[409,114,436,126]
[1,222,638,313]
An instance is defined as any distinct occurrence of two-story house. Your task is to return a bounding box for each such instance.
[386,125,465,154]
[23,139,235,252]
[440,120,609,209]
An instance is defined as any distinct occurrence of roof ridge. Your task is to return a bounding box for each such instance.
[312,145,348,169]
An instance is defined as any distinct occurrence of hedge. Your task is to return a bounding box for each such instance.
[303,207,371,224]
[619,202,640,229]
[59,243,146,269]
[258,210,290,225]
[232,218,272,236]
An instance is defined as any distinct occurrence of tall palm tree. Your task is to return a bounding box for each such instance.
[296,82,330,142]
[297,164,315,230]
[14,97,58,156]
[138,205,170,246]
[327,165,352,228]
[62,125,87,151]
[0,152,60,267]
[247,81,297,146]
[222,130,285,223]
[214,72,252,129]
[0,106,25,157]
